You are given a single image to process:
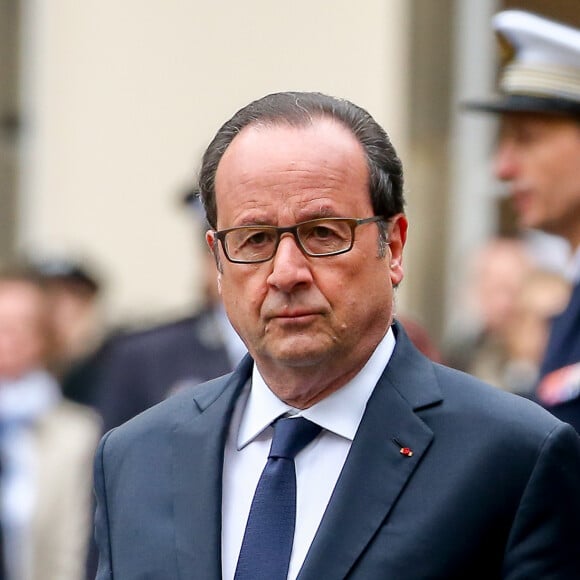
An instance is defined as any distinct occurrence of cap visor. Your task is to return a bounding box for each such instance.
[463,94,580,116]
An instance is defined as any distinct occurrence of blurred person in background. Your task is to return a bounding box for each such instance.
[445,237,532,386]
[91,193,246,432]
[30,258,108,407]
[446,238,570,396]
[503,268,571,395]
[467,10,580,430]
[0,269,100,580]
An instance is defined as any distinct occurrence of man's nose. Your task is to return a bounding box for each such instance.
[266,234,314,292]
[493,140,518,182]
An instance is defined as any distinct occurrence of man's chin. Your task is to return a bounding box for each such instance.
[515,214,541,233]
[261,339,335,368]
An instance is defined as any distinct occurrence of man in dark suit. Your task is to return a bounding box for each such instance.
[467,10,580,431]
[94,91,580,578]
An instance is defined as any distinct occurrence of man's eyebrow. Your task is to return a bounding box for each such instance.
[228,215,273,227]
[296,207,338,221]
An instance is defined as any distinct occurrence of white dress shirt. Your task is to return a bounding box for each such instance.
[221,327,396,580]
[0,370,61,580]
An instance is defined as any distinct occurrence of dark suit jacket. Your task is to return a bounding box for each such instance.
[94,323,580,579]
[536,282,580,432]
[93,309,236,431]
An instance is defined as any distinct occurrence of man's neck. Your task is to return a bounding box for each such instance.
[253,327,396,409]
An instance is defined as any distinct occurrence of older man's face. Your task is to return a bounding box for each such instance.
[494,113,580,246]
[207,119,406,396]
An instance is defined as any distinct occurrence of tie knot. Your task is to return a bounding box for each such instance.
[269,417,322,460]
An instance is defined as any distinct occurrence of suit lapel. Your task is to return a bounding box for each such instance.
[298,324,442,580]
[171,356,253,579]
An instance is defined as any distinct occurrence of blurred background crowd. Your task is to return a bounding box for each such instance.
[1,0,580,578]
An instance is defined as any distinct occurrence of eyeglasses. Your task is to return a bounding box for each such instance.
[213,216,384,264]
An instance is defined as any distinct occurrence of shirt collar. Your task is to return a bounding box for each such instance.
[0,369,61,423]
[237,326,396,449]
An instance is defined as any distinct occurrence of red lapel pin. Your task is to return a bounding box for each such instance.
[393,438,414,457]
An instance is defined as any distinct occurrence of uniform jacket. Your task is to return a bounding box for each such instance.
[93,309,235,431]
[536,281,580,431]
[94,323,580,579]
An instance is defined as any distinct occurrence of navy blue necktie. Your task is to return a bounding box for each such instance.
[234,417,322,580]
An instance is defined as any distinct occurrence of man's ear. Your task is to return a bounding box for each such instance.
[206,230,223,273]
[205,230,216,253]
[388,213,407,286]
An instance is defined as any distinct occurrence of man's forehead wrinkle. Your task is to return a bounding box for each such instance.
[225,171,349,201]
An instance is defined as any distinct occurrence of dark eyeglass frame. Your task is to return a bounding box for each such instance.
[213,216,385,264]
